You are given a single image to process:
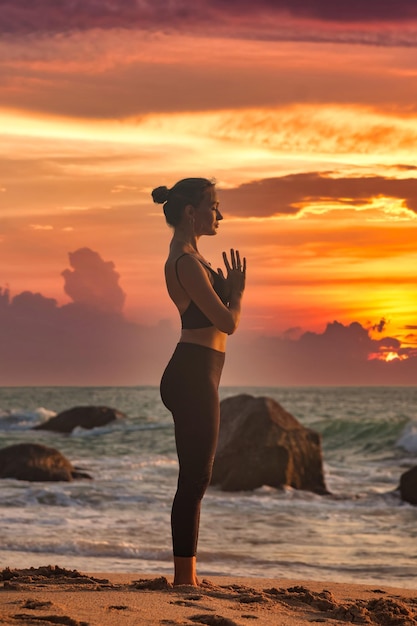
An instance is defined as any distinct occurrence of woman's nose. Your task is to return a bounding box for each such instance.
[216,209,223,221]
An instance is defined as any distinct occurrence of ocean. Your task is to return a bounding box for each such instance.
[0,386,416,588]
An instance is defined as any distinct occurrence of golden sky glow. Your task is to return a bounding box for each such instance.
[1,6,417,384]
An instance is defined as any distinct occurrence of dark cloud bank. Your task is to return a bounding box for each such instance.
[219,171,417,218]
[0,248,175,385]
[1,0,416,43]
[0,247,415,386]
[228,321,417,386]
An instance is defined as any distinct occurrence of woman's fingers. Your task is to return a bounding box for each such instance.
[222,249,246,274]
[230,248,237,270]
[222,251,231,272]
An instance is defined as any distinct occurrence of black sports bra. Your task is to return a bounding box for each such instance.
[175,253,228,329]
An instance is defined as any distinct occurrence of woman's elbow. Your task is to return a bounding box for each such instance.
[214,319,236,334]
[214,308,241,334]
[226,322,239,335]
[220,316,239,335]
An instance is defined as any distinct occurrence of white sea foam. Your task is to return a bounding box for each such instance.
[0,406,56,430]
[396,420,417,454]
[71,424,120,437]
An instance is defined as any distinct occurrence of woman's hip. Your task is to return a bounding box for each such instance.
[160,342,225,411]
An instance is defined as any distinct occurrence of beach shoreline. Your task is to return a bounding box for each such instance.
[0,566,415,625]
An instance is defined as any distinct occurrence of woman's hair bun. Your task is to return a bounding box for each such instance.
[151,186,170,204]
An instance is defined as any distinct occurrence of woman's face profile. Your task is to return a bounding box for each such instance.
[195,187,223,236]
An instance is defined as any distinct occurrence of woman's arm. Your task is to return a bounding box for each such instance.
[176,250,246,335]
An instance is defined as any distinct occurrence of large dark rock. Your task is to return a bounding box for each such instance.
[211,394,328,494]
[33,405,126,433]
[0,443,91,482]
[399,465,417,505]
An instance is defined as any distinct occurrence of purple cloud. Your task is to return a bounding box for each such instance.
[372,318,387,333]
[0,249,175,385]
[211,0,417,22]
[225,320,417,386]
[1,0,417,40]
[62,248,126,314]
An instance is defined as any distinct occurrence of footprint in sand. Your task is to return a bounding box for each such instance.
[132,576,172,590]
[189,614,240,626]
[13,614,89,625]
[171,600,210,608]
[22,599,54,610]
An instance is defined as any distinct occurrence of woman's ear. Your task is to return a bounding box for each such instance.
[184,204,196,220]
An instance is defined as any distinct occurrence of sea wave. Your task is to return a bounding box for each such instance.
[1,538,172,561]
[0,407,56,431]
[395,420,417,454]
[315,416,410,455]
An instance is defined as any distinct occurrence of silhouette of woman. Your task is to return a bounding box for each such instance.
[152,178,246,586]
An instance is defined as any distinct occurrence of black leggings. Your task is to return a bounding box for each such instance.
[160,342,225,557]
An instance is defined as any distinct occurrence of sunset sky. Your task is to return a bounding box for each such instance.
[1,0,416,386]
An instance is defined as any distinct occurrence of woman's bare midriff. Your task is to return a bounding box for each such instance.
[179,327,228,353]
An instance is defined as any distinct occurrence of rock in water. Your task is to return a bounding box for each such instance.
[399,465,417,505]
[211,394,328,494]
[33,405,125,433]
[0,443,92,481]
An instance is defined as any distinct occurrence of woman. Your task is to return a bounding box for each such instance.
[152,177,246,586]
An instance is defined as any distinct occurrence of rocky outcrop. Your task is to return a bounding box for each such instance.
[33,405,126,433]
[211,394,328,494]
[0,443,92,481]
[399,465,417,505]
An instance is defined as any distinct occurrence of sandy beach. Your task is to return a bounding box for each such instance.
[0,566,416,626]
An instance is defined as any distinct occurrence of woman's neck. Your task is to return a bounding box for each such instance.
[171,229,200,253]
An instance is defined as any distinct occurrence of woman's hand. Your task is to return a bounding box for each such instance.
[218,248,246,298]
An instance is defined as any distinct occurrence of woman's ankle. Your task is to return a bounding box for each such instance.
[173,555,197,586]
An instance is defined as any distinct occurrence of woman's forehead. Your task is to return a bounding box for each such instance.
[207,186,218,202]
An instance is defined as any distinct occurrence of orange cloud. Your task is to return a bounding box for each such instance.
[30,224,54,230]
[3,30,417,120]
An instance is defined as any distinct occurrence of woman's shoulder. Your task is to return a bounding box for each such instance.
[165,252,194,278]
[167,251,202,266]
[166,251,190,268]
[166,246,211,274]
